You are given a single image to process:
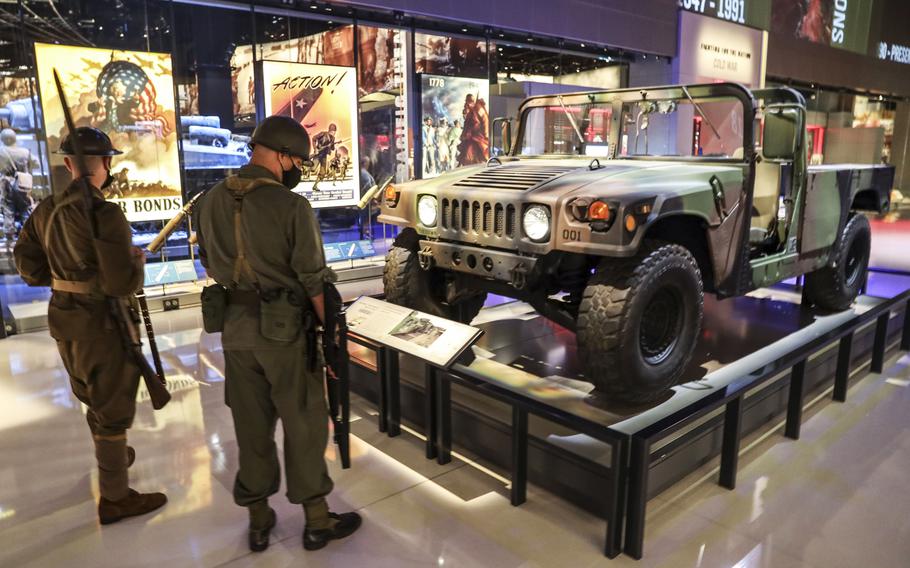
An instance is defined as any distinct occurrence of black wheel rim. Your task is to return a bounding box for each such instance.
[639,286,684,366]
[844,235,866,288]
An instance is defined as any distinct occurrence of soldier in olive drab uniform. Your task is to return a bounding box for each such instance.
[194,115,361,553]
[13,127,167,524]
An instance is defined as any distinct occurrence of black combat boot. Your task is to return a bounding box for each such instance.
[303,512,362,551]
[98,489,167,525]
[248,502,277,552]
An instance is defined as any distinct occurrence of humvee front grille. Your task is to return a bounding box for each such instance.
[452,165,577,192]
[441,198,516,239]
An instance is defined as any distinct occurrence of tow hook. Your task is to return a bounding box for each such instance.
[510,263,529,290]
[418,246,435,270]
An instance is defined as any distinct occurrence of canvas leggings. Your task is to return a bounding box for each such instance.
[57,335,140,501]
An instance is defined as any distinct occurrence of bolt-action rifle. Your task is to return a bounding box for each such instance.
[320,282,351,469]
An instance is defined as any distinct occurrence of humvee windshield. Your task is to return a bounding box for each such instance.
[519,94,747,160]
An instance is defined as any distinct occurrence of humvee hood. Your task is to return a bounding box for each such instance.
[438,158,743,198]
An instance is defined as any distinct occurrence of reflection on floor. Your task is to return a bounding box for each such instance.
[0,308,909,567]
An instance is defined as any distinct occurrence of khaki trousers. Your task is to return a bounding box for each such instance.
[224,347,334,507]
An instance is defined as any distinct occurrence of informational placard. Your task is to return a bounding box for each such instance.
[346,296,483,368]
[323,240,376,263]
[677,10,767,87]
[143,259,198,287]
[33,43,183,222]
[261,60,360,208]
[420,74,489,178]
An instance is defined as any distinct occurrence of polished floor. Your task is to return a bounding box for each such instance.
[0,307,908,567]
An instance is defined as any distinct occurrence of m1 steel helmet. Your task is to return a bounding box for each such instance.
[1,128,16,146]
[251,115,311,159]
[57,127,123,156]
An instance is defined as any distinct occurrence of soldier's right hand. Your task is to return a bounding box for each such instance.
[131,246,147,266]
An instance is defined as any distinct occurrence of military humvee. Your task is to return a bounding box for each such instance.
[379,83,893,401]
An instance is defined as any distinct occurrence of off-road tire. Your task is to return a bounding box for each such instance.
[804,214,871,311]
[383,239,486,324]
[577,242,704,402]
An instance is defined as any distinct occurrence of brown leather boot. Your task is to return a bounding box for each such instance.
[98,489,167,525]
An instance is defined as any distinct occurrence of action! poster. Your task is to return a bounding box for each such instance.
[420,74,489,179]
[33,43,182,222]
[231,26,354,127]
[261,60,360,208]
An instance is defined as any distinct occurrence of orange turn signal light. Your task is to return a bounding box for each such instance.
[588,201,611,221]
[624,214,637,233]
[385,183,398,201]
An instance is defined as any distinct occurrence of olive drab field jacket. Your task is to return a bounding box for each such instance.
[13,181,144,341]
[194,164,336,350]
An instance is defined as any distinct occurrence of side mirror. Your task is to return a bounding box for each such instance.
[491,117,513,156]
[762,106,801,161]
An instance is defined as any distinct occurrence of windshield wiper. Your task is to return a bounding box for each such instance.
[557,95,585,154]
[681,86,728,155]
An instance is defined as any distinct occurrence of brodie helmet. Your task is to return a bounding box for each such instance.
[57,127,123,156]
[251,116,311,159]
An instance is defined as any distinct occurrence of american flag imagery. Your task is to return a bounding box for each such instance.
[92,57,171,136]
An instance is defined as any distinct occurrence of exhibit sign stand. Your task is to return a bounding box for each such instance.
[344,296,628,558]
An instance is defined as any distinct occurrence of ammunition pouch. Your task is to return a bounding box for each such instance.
[200,284,228,333]
[259,288,306,344]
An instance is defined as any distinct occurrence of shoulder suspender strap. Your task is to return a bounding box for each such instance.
[226,175,283,288]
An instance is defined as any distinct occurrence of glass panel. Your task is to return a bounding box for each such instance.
[620,98,743,158]
[520,102,614,156]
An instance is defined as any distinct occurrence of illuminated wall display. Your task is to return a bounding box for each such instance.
[770,0,872,55]
[878,42,910,65]
[679,0,772,30]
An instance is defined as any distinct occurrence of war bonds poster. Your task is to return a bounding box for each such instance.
[34,43,182,222]
[261,60,360,208]
[420,74,489,178]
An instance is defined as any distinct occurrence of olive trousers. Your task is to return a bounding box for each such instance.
[57,335,140,501]
[224,348,334,511]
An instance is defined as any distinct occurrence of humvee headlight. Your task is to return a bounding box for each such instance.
[523,205,551,242]
[417,195,438,227]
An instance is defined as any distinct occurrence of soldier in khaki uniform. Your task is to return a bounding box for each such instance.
[194,115,361,552]
[13,127,167,524]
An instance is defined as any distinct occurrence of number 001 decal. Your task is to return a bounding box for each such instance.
[562,229,582,241]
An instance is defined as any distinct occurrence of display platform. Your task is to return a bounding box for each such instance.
[347,271,910,560]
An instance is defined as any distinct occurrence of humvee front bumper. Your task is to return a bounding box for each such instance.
[417,240,538,289]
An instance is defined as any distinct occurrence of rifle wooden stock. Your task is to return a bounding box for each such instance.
[110,297,171,410]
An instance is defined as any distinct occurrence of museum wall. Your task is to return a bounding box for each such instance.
[334,0,679,57]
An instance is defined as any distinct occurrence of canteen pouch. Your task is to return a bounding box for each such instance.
[200,284,228,333]
[259,289,302,343]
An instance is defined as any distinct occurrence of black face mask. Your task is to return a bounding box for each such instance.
[101,170,114,190]
[280,156,302,188]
